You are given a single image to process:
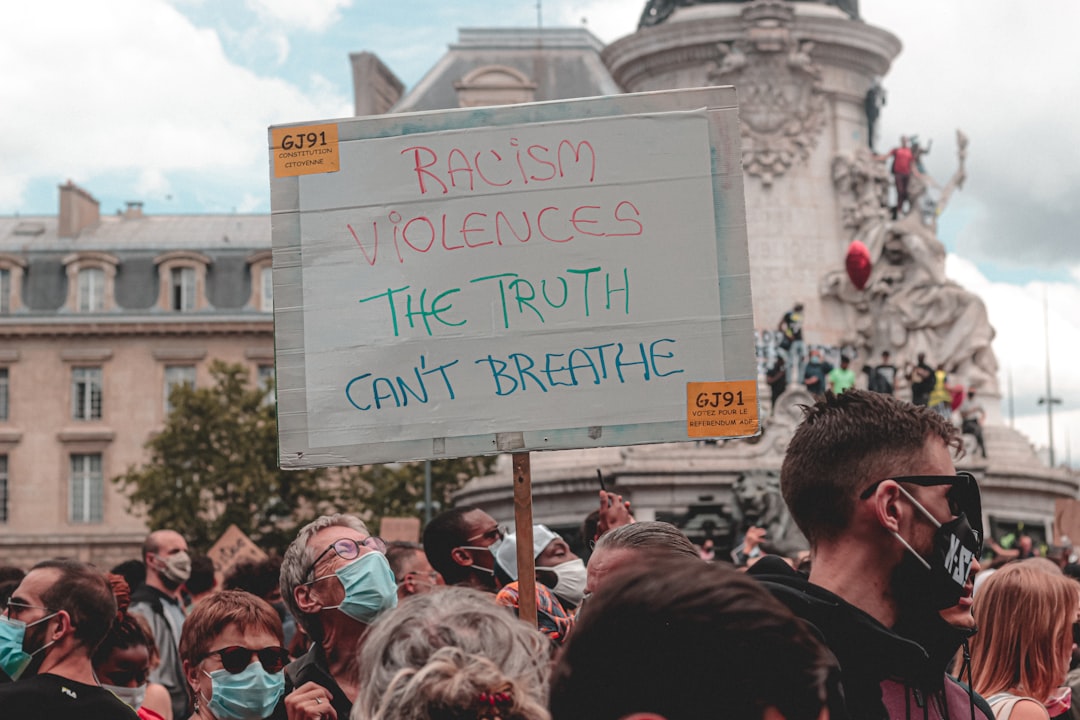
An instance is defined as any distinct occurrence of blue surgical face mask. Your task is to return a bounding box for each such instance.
[319,551,397,624]
[0,612,58,681]
[201,662,285,720]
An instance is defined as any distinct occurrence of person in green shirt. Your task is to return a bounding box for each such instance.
[827,355,856,394]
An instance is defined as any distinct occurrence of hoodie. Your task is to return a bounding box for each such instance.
[749,556,992,720]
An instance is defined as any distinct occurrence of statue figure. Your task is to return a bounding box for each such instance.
[732,470,809,557]
[822,131,998,393]
[864,80,886,151]
[639,0,860,28]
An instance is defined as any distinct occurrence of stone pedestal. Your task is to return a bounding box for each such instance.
[457,1,1079,551]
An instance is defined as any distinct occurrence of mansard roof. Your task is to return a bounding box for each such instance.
[394,27,621,113]
[0,213,270,316]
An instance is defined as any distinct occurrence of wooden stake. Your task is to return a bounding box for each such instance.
[512,451,537,626]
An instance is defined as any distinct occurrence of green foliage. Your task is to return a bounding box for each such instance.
[114,360,495,552]
[359,456,496,536]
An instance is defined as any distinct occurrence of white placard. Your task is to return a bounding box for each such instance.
[270,87,755,467]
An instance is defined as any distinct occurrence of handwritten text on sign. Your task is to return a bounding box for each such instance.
[296,111,725,447]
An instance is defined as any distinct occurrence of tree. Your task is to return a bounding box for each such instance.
[115,361,361,553]
[360,456,496,536]
[115,360,496,552]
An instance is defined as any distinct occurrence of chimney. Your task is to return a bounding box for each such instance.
[350,52,404,116]
[123,201,144,219]
[58,181,100,238]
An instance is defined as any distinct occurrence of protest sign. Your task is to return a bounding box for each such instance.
[207,524,268,576]
[270,86,755,468]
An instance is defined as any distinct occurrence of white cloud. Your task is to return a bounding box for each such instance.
[946,254,1080,453]
[245,0,351,32]
[0,0,350,210]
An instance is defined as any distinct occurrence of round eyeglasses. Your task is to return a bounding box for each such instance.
[305,536,386,579]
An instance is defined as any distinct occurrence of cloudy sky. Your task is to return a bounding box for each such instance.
[4,0,1079,462]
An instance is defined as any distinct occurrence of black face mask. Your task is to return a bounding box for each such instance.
[891,485,982,611]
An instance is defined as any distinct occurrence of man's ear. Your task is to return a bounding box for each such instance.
[870,480,904,534]
[450,547,474,567]
[50,610,73,643]
[294,583,321,614]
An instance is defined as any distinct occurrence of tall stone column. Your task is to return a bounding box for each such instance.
[605,1,899,349]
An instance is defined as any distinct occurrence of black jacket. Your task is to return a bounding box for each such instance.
[749,556,992,720]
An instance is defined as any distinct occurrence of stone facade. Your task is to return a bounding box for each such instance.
[0,183,273,568]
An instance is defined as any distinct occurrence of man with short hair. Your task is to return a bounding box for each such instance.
[749,390,989,719]
[278,513,398,720]
[870,350,898,395]
[827,355,856,395]
[385,541,442,601]
[0,559,138,718]
[129,529,191,719]
[778,302,806,384]
[906,351,935,406]
[422,507,503,592]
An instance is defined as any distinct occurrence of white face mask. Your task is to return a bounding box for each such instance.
[537,558,587,608]
[104,682,147,710]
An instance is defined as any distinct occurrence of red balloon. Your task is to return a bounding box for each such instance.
[845,240,872,290]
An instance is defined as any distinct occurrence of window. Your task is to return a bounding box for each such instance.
[170,267,196,311]
[164,365,196,414]
[77,267,105,312]
[72,367,103,420]
[261,266,274,311]
[258,364,276,405]
[0,368,7,420]
[0,268,9,314]
[0,456,7,523]
[70,454,103,523]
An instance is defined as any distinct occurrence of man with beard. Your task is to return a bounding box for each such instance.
[423,507,503,592]
[130,529,192,719]
[749,390,990,720]
[0,559,138,718]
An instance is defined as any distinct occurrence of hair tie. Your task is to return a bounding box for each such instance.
[475,687,512,719]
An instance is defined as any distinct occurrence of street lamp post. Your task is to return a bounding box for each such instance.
[1038,291,1062,467]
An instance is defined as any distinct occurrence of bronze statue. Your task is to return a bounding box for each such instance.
[639,0,860,29]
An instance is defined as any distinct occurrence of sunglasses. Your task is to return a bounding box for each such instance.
[305,536,387,579]
[860,472,982,536]
[201,645,289,674]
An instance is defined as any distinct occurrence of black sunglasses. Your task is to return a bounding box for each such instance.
[201,645,289,674]
[860,472,982,535]
[305,536,387,579]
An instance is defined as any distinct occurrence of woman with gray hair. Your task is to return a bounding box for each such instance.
[278,514,398,720]
[351,587,550,720]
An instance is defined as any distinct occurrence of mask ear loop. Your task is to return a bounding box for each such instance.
[891,484,941,571]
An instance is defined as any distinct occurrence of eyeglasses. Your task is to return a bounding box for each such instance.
[200,645,290,674]
[305,536,386,579]
[4,598,53,617]
[860,472,982,536]
[464,525,506,545]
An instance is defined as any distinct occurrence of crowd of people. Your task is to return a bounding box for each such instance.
[773,303,988,457]
[0,390,1069,719]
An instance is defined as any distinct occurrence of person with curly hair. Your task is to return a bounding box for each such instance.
[352,587,550,720]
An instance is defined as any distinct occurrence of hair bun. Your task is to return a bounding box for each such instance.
[106,573,132,617]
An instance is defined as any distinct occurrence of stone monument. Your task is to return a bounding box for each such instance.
[455,0,1078,553]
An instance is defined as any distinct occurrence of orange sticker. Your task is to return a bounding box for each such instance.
[686,380,759,438]
[271,123,340,177]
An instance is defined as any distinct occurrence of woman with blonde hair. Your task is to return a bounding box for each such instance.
[969,561,1080,719]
